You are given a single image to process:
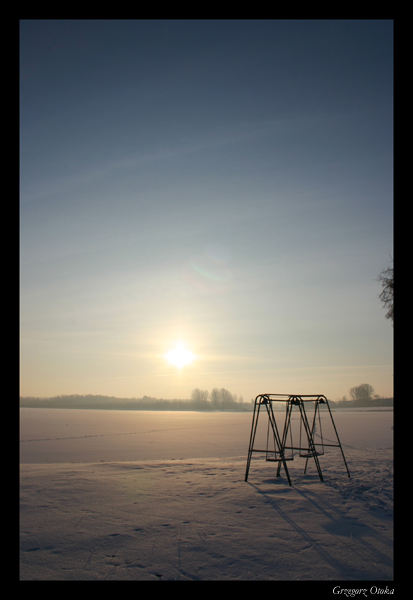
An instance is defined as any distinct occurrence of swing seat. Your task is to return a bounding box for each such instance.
[266,453,294,462]
[300,451,323,458]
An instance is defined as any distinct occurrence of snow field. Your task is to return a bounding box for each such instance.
[19,409,393,581]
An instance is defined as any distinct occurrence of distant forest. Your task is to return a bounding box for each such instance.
[19,388,251,411]
[332,396,393,408]
[20,391,393,411]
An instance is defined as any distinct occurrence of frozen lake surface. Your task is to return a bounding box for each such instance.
[19,407,393,464]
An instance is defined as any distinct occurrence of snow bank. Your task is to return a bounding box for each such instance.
[19,409,393,581]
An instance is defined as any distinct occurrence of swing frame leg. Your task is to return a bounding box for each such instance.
[266,401,292,486]
[303,398,323,475]
[245,398,260,482]
[276,401,294,478]
[325,400,351,478]
[298,400,324,482]
[245,396,292,486]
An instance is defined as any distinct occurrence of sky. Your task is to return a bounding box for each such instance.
[20,20,393,402]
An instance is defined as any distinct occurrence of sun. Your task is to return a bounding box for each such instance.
[165,343,195,369]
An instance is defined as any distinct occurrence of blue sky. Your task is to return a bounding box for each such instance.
[20,20,393,401]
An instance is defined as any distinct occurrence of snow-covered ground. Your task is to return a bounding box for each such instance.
[19,408,393,582]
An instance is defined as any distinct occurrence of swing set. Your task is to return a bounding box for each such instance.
[245,394,350,486]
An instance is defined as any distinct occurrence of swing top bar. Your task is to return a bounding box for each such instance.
[256,394,327,403]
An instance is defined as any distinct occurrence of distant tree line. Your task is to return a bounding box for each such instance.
[190,387,245,409]
[19,389,252,411]
[20,384,393,411]
[331,383,393,408]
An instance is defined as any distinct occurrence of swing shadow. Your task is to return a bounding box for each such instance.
[245,480,365,579]
[247,480,393,579]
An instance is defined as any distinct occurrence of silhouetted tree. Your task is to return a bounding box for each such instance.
[210,387,222,408]
[377,260,394,324]
[220,388,235,407]
[191,388,209,407]
[349,383,375,405]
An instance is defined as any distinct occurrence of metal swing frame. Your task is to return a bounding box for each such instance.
[245,394,350,486]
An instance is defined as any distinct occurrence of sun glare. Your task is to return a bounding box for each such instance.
[165,343,195,369]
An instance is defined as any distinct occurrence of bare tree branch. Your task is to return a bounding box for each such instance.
[377,260,394,324]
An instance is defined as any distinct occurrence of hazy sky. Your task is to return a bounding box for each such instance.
[20,20,393,401]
